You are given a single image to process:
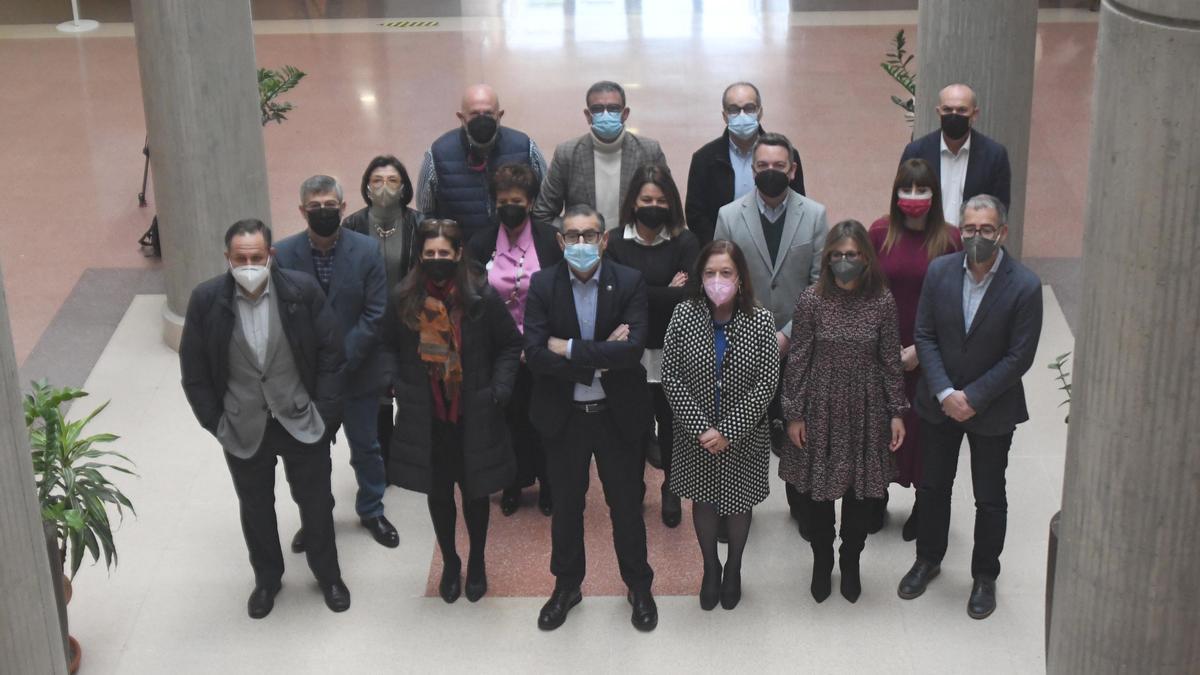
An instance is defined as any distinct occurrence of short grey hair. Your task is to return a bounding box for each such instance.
[563,203,605,230]
[722,81,762,108]
[960,194,1007,226]
[299,175,343,204]
[585,80,626,108]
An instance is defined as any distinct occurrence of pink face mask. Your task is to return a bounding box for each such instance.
[704,277,737,306]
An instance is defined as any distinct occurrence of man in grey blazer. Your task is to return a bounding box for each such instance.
[714,131,828,534]
[274,175,398,551]
[897,194,1042,620]
[180,219,350,618]
[531,80,667,232]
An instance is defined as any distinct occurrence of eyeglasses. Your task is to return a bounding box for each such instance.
[724,103,760,116]
[828,251,861,262]
[588,104,623,115]
[304,201,340,211]
[961,226,999,238]
[562,230,602,244]
[368,176,403,187]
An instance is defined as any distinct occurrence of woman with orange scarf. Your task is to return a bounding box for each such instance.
[385,219,523,603]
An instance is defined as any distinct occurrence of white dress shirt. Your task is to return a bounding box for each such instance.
[234,278,272,368]
[939,132,972,226]
[729,137,755,200]
[937,248,1004,403]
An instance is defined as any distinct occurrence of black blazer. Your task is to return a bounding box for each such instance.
[685,127,806,245]
[913,249,1042,435]
[523,261,651,445]
[179,267,347,436]
[465,220,564,273]
[900,129,1012,210]
[384,282,521,499]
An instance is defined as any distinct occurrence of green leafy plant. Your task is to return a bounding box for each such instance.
[258,65,307,126]
[25,381,136,578]
[1048,352,1072,423]
[881,29,916,116]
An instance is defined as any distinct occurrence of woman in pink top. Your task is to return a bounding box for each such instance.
[467,163,564,516]
[868,158,962,540]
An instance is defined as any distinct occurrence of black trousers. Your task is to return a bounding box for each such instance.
[545,407,654,593]
[223,419,341,589]
[915,418,1013,580]
[651,383,674,486]
[507,363,547,489]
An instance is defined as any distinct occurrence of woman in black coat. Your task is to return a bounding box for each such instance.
[385,218,522,603]
[466,163,563,517]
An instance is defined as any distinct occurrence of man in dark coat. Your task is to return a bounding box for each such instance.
[179,219,350,619]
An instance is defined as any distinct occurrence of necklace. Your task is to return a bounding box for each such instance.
[376,223,398,239]
[487,248,527,307]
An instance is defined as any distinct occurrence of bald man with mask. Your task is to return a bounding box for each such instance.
[417,84,547,241]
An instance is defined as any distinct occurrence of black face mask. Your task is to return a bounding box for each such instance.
[497,204,528,229]
[422,258,458,282]
[306,207,341,237]
[635,205,671,230]
[466,115,499,148]
[940,113,971,141]
[754,169,789,199]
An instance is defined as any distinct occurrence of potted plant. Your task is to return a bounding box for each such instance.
[880,29,917,131]
[25,381,137,674]
[1044,352,1071,657]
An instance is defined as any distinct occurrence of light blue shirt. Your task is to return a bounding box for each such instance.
[565,264,606,402]
[729,137,755,200]
[937,248,1005,403]
[755,190,789,223]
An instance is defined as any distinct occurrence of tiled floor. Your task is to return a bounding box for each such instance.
[65,287,1072,673]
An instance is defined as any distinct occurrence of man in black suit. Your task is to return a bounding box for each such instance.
[179,219,351,618]
[897,195,1042,620]
[686,81,806,245]
[899,83,1011,226]
[524,204,657,632]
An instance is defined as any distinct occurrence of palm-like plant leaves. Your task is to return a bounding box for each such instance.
[1048,352,1073,423]
[258,65,307,126]
[24,381,136,578]
[880,29,917,112]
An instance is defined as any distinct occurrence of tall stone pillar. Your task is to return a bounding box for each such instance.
[0,261,68,675]
[131,0,270,349]
[914,0,1037,256]
[1049,1,1200,671]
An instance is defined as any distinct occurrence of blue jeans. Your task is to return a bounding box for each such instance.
[342,395,388,519]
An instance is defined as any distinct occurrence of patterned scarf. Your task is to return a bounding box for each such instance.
[418,281,463,420]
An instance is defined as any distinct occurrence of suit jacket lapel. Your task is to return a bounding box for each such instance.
[772,194,803,278]
[950,253,968,339]
[556,264,583,340]
[963,131,983,198]
[577,136,596,208]
[262,280,286,369]
[595,264,615,337]
[740,198,773,274]
[618,134,637,207]
[966,251,1011,340]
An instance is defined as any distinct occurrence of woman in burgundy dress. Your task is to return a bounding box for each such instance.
[868,158,962,540]
[780,220,908,604]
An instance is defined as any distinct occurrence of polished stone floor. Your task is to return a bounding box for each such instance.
[0,4,1092,673]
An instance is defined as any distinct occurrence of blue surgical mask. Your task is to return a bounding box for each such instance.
[564,242,601,274]
[590,111,624,141]
[726,112,759,140]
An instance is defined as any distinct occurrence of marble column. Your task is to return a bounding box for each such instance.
[131,0,270,349]
[0,261,68,675]
[1049,0,1200,671]
[914,0,1037,256]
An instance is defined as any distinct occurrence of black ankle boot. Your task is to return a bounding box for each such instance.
[810,544,833,603]
[699,561,722,611]
[839,553,861,603]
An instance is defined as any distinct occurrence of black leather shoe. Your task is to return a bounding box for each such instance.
[720,567,742,610]
[699,562,722,611]
[898,559,940,600]
[661,486,682,528]
[901,505,919,542]
[465,569,488,602]
[967,578,997,619]
[439,566,462,604]
[627,589,658,632]
[538,588,582,631]
[538,483,553,516]
[500,487,521,516]
[321,579,351,613]
[840,556,861,603]
[290,528,305,553]
[361,515,399,548]
[247,584,279,619]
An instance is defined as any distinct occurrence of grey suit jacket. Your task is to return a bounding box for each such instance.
[714,190,828,335]
[530,131,667,230]
[913,249,1043,436]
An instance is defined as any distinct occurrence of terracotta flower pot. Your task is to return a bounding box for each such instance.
[67,635,81,674]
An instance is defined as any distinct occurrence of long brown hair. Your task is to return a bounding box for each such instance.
[394,219,482,330]
[817,220,886,299]
[883,158,958,259]
[618,163,686,236]
[686,240,758,315]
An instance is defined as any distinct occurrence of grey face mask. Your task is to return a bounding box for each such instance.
[964,234,999,264]
[831,259,866,285]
